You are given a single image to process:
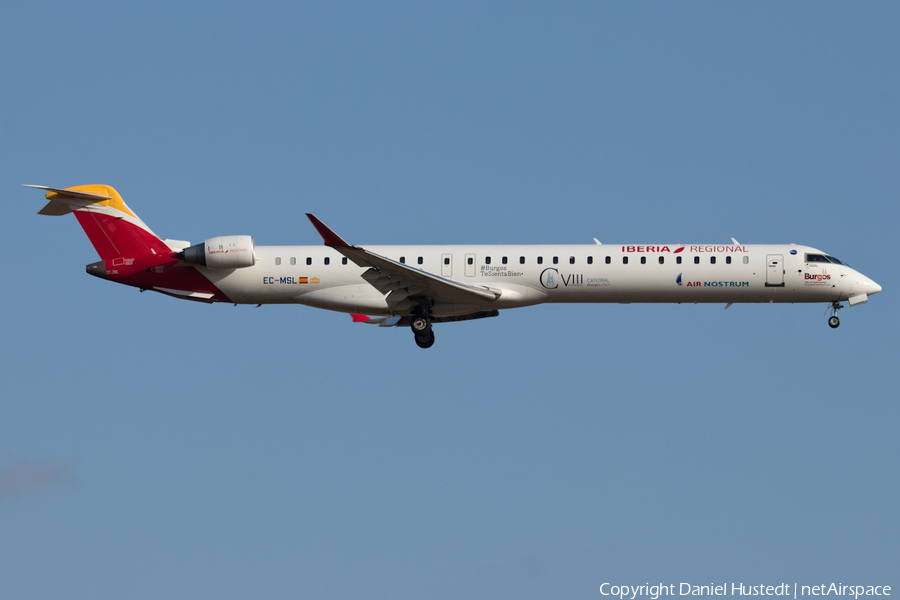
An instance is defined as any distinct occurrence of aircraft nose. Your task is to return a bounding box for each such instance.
[867,279,882,295]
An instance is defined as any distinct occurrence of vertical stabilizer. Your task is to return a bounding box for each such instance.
[26,184,172,260]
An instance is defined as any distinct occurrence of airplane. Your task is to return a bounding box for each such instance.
[26,184,882,348]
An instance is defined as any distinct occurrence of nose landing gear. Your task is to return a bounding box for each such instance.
[411,313,435,348]
[827,301,843,329]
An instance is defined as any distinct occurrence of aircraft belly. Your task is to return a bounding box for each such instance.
[490,284,548,309]
[294,284,389,313]
[205,268,294,304]
[205,267,367,305]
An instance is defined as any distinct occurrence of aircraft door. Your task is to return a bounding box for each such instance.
[464,253,476,277]
[766,254,784,287]
[441,253,452,277]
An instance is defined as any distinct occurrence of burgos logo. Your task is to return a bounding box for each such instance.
[676,273,682,286]
[805,272,831,282]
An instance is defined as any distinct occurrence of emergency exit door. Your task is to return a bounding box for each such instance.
[464,253,476,277]
[441,253,452,277]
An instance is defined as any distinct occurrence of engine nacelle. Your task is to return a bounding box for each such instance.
[179,235,256,269]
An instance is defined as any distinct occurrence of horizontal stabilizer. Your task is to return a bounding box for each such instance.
[25,184,115,216]
[23,184,113,200]
[37,201,75,216]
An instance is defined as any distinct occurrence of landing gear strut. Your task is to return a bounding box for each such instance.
[828,301,842,329]
[411,312,434,348]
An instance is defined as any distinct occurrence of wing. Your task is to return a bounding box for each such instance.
[306,214,500,313]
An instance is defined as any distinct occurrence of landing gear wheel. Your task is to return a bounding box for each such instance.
[415,330,435,349]
[827,301,843,329]
[411,316,430,333]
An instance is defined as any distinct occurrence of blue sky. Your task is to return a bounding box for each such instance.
[1,2,898,599]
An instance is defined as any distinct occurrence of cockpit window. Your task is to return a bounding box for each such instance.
[807,253,849,266]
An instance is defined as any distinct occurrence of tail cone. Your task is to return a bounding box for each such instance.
[85,260,108,280]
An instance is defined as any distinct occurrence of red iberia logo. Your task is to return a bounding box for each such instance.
[622,245,685,253]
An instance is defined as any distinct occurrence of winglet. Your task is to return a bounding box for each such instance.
[351,313,372,322]
[306,214,351,248]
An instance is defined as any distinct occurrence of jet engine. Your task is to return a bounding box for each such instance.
[176,235,255,269]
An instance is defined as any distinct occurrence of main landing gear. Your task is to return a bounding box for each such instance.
[411,314,435,349]
[828,301,843,329]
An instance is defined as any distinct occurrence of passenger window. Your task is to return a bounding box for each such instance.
[342,257,348,265]
[710,256,716,264]
[726,256,731,264]
[400,256,405,264]
[418,257,423,265]
[306,257,312,265]
[324,257,330,265]
[694,256,700,264]
[641,256,646,264]
[467,257,473,265]
[659,256,664,264]
[569,256,575,264]
[275,257,281,266]
[519,256,525,264]
[553,256,559,264]
[537,256,543,265]
[623,256,628,264]
[587,256,593,265]
[676,256,682,264]
[290,257,296,266]
[502,256,508,264]
[605,256,611,264]
[485,256,491,265]
[743,256,749,264]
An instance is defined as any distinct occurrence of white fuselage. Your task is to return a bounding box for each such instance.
[28,185,880,344]
[198,243,880,317]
